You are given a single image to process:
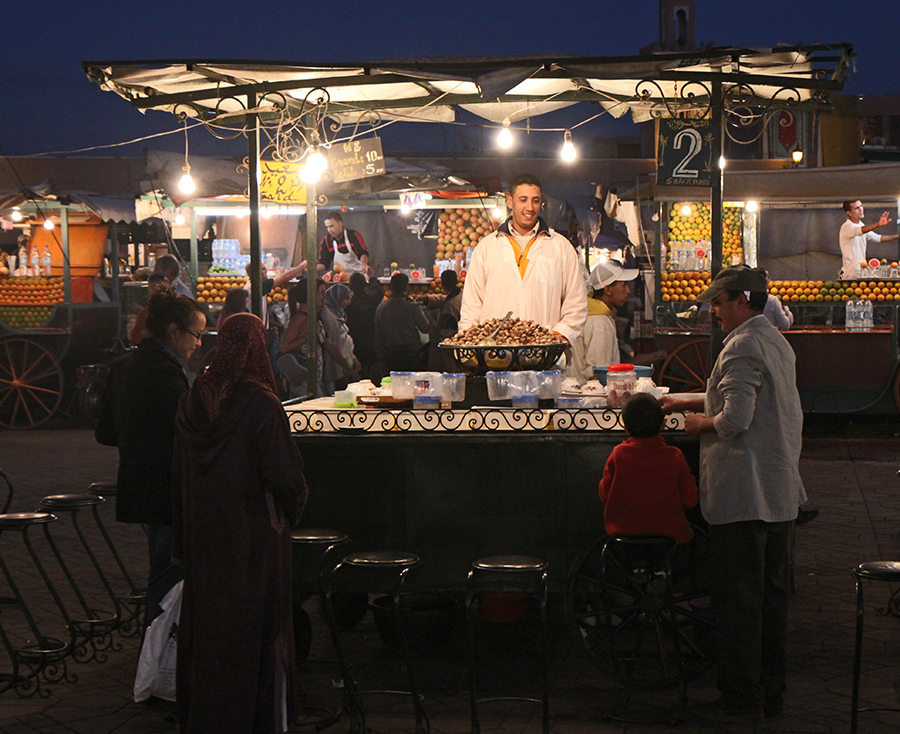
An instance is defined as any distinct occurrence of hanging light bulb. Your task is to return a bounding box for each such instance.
[174,210,186,225]
[792,149,804,165]
[300,161,321,184]
[718,155,727,169]
[178,119,196,194]
[307,148,327,174]
[179,165,196,194]
[491,205,503,219]
[746,200,759,213]
[43,219,55,231]
[497,119,513,148]
[681,204,692,217]
[400,202,412,215]
[561,129,577,162]
[11,208,22,222]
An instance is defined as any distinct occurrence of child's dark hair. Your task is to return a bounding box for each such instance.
[622,393,664,438]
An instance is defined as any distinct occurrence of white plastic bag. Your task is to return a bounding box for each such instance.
[134,580,183,702]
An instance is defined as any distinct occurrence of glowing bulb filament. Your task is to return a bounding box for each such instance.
[561,130,577,162]
[497,120,513,149]
[179,165,195,194]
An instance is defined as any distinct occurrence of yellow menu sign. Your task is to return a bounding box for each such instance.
[260,160,306,205]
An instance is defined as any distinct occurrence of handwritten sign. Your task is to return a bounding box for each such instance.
[657,119,718,188]
[329,138,386,184]
[260,160,306,205]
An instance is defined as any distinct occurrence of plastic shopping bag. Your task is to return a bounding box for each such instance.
[134,580,183,702]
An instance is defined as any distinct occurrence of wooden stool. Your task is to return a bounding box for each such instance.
[851,561,900,733]
[323,550,428,734]
[465,555,550,734]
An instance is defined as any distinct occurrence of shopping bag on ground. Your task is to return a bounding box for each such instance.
[134,579,183,702]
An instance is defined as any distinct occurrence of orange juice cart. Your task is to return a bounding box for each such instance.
[0,206,119,429]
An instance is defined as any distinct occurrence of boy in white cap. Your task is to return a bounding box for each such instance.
[566,259,638,384]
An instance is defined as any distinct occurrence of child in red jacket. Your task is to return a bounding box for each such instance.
[599,393,698,542]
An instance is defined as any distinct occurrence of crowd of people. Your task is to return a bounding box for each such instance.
[93,174,814,730]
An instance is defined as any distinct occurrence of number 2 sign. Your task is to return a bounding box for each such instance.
[657,119,718,188]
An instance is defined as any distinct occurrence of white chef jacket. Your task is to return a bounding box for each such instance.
[458,218,587,345]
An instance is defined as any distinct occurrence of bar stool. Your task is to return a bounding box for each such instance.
[84,481,146,637]
[323,550,428,734]
[851,561,900,733]
[465,555,550,734]
[0,512,77,696]
[36,494,121,661]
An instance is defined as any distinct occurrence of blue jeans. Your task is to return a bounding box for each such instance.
[143,523,183,629]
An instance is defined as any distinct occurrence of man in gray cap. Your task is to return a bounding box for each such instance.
[661,265,805,723]
[566,259,638,383]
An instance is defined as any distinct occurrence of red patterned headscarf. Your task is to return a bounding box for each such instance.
[193,313,277,421]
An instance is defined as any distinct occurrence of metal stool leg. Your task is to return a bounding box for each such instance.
[851,571,864,734]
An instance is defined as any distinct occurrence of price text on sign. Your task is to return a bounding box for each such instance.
[329,138,386,183]
[260,160,306,205]
[657,120,718,188]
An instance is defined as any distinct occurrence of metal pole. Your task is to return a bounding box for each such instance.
[247,91,263,318]
[709,80,725,365]
[189,204,198,296]
[61,206,71,305]
[305,177,318,399]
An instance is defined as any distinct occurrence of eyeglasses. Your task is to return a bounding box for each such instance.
[183,328,203,340]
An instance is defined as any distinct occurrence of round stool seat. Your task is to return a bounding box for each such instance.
[89,481,117,496]
[0,512,57,528]
[473,555,549,573]
[344,551,420,568]
[291,528,348,544]
[854,561,900,582]
[39,494,105,509]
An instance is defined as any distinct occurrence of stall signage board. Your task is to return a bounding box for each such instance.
[260,160,306,205]
[657,120,718,188]
[329,138,386,183]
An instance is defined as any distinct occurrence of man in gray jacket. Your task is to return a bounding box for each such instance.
[662,265,805,723]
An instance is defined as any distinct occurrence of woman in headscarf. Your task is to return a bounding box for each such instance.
[172,313,308,734]
[216,287,249,331]
[320,282,360,392]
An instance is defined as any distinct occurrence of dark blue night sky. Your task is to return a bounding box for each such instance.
[1,0,896,159]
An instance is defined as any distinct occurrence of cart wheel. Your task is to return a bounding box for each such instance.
[564,527,713,687]
[0,338,64,430]
[658,337,710,394]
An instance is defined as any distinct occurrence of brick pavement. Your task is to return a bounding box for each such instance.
[0,419,899,732]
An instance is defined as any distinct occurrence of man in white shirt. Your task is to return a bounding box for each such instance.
[839,200,899,280]
[459,174,587,346]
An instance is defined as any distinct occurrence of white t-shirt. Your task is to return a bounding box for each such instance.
[839,220,882,280]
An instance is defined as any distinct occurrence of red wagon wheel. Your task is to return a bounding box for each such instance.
[658,337,710,394]
[0,337,64,430]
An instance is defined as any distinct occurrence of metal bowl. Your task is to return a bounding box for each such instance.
[439,342,566,376]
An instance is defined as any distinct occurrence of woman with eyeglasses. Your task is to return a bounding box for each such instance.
[96,287,206,629]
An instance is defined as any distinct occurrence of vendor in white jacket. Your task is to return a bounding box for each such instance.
[459,173,587,346]
[566,259,638,384]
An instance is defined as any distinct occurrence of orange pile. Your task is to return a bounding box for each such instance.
[0,276,65,305]
[435,208,496,261]
[196,275,288,305]
[659,271,711,301]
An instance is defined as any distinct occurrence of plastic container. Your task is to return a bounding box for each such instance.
[606,363,637,409]
[413,396,441,409]
[390,372,414,400]
[333,390,357,409]
[441,373,466,403]
[594,363,652,386]
[537,370,563,399]
[511,395,539,409]
[507,371,539,399]
[485,371,512,400]
[413,372,443,398]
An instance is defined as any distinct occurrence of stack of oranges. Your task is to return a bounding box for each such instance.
[659,271,711,301]
[196,275,288,305]
[0,276,65,305]
[769,280,900,302]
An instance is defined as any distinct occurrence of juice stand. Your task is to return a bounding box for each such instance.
[0,203,119,428]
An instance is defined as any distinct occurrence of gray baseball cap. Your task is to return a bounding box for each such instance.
[696,265,767,302]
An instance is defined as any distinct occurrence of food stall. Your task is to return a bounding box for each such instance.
[650,162,900,413]
[0,202,119,428]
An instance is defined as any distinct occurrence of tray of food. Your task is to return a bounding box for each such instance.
[440,317,567,375]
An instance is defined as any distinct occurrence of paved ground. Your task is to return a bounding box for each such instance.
[1,416,900,732]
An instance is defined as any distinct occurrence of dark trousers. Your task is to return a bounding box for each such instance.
[143,522,183,629]
[708,519,792,705]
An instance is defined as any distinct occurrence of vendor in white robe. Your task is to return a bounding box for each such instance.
[566,259,638,384]
[459,174,587,346]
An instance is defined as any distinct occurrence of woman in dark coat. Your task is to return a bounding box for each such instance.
[173,313,308,734]
[96,288,206,625]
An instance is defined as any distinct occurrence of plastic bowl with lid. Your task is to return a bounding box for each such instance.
[593,364,653,386]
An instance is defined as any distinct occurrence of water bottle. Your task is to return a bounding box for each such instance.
[41,244,52,277]
[845,299,857,332]
[16,243,27,276]
[863,298,873,331]
[30,246,40,277]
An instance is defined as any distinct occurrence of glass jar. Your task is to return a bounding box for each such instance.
[606,363,636,409]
